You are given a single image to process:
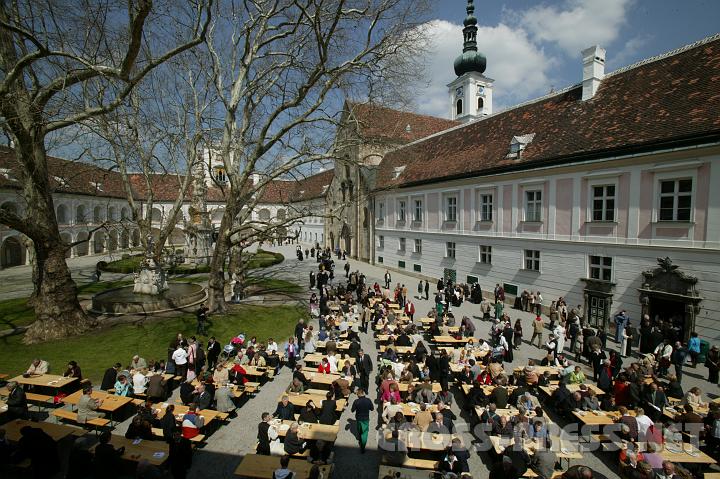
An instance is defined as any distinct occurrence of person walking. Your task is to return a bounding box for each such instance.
[356,349,373,392]
[614,310,629,343]
[418,280,423,298]
[195,303,209,336]
[688,332,701,367]
[344,262,350,278]
[672,341,688,383]
[351,388,374,453]
[424,281,430,300]
[404,300,415,322]
[384,270,391,289]
[531,315,544,348]
[706,345,720,384]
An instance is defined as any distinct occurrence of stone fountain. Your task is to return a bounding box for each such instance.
[90,235,206,315]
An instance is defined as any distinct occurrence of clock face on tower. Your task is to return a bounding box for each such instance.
[455,86,463,97]
[477,85,485,95]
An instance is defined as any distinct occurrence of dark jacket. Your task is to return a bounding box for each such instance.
[351,396,374,421]
[490,386,509,409]
[147,374,166,400]
[318,400,337,425]
[284,430,304,455]
[101,367,118,391]
[274,402,295,420]
[161,411,178,442]
[7,387,28,419]
[257,421,271,455]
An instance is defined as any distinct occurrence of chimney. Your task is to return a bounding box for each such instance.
[581,45,605,101]
[251,173,260,185]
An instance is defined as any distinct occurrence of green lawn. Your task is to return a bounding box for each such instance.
[101,249,284,273]
[0,304,303,383]
[245,277,302,294]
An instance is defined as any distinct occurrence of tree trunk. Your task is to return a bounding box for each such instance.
[23,239,92,344]
[207,212,233,314]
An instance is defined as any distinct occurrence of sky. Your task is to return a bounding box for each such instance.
[415,0,720,118]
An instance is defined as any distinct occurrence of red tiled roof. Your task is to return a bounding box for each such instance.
[377,35,720,189]
[0,146,128,198]
[346,101,459,145]
[257,169,334,203]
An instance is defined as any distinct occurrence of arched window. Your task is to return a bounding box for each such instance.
[56,204,69,224]
[456,99,463,115]
[478,97,484,110]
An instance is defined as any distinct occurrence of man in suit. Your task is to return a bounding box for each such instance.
[194,384,212,411]
[356,349,373,392]
[273,396,295,420]
[206,337,221,371]
[256,412,272,455]
[643,382,668,421]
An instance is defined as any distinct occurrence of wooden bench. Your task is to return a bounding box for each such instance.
[52,408,110,429]
[151,427,205,443]
[244,382,260,394]
[523,470,563,478]
[382,457,438,470]
[25,393,54,410]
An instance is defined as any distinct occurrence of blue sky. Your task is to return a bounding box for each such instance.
[415,0,720,117]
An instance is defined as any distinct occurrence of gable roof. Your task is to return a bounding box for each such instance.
[376,34,720,189]
[346,101,459,145]
[257,169,334,204]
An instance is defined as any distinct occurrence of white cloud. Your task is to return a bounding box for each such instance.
[518,0,632,56]
[607,33,653,70]
[414,20,555,118]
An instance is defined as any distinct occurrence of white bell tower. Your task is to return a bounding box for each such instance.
[448,0,493,123]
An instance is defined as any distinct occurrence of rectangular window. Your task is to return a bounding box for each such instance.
[659,179,692,221]
[378,202,385,221]
[446,242,456,259]
[589,255,613,282]
[397,200,406,222]
[414,239,422,254]
[479,245,492,264]
[467,275,478,284]
[413,264,422,272]
[525,190,542,222]
[446,196,457,222]
[413,199,423,222]
[524,249,540,271]
[399,237,406,252]
[378,235,384,249]
[480,194,493,221]
[592,185,616,221]
[378,256,383,263]
[398,260,406,269]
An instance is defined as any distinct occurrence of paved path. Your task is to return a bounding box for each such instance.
[5,244,720,478]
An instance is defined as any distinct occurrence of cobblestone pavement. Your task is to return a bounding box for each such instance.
[7,244,720,478]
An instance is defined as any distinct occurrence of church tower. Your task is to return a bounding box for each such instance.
[448,0,493,122]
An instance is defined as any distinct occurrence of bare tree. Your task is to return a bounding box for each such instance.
[87,59,214,264]
[0,0,212,343]
[202,0,429,313]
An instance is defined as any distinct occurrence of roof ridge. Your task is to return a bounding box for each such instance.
[346,100,458,123]
[383,32,720,158]
[606,32,720,78]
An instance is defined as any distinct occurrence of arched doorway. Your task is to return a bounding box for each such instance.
[120,230,130,249]
[76,232,89,256]
[1,236,24,267]
[340,222,351,255]
[107,230,118,251]
[93,232,106,254]
[151,208,163,224]
[169,228,185,246]
[132,230,140,247]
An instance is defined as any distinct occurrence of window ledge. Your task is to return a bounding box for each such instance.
[520,221,543,225]
[475,220,494,225]
[522,269,541,274]
[587,221,618,225]
[443,220,458,226]
[652,221,695,226]
[396,220,406,225]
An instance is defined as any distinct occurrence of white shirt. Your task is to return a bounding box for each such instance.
[327,354,338,373]
[267,342,278,353]
[636,414,654,437]
[172,348,188,365]
[132,372,148,393]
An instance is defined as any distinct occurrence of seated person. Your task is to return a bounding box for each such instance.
[125,415,153,440]
[129,355,148,371]
[582,390,600,411]
[64,361,83,380]
[568,366,586,385]
[5,381,28,420]
[440,438,471,475]
[274,396,295,420]
[193,384,213,411]
[286,377,306,394]
[381,383,401,403]
[114,375,132,396]
[132,369,148,395]
[381,397,404,424]
[181,405,205,439]
[517,392,540,411]
[284,422,305,455]
[93,431,124,476]
[298,400,319,423]
[493,415,515,438]
[26,358,50,375]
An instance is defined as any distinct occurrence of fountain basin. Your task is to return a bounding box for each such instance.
[90,282,207,315]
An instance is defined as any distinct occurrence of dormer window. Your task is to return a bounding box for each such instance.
[507,133,536,159]
[53,176,68,188]
[214,167,227,183]
[90,181,103,192]
[392,166,406,180]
